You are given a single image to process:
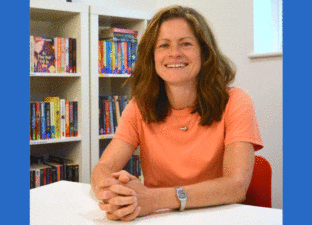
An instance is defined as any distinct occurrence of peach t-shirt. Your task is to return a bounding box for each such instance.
[113,87,263,188]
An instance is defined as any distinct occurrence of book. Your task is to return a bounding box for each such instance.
[69,101,74,136]
[73,101,78,136]
[65,38,70,73]
[99,27,138,39]
[43,161,64,181]
[60,99,66,138]
[40,102,46,140]
[43,97,60,139]
[72,38,76,73]
[50,102,55,139]
[99,96,105,135]
[54,37,61,73]
[30,102,36,140]
[35,102,41,140]
[65,101,70,137]
[30,36,34,72]
[104,97,111,134]
[72,164,79,182]
[99,40,104,74]
[34,36,56,73]
[45,102,51,139]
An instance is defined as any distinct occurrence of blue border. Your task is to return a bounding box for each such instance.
[1,1,29,223]
[284,0,311,224]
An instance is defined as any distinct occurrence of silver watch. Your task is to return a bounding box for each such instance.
[175,187,187,211]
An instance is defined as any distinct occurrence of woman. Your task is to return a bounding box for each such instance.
[91,5,263,222]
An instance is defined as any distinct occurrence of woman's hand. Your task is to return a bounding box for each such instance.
[108,170,157,221]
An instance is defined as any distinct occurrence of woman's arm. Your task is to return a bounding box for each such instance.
[108,141,255,219]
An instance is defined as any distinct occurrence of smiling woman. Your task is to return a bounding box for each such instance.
[91,5,263,222]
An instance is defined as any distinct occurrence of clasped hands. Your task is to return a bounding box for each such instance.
[95,170,155,221]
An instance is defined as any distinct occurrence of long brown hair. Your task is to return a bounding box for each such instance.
[126,5,236,126]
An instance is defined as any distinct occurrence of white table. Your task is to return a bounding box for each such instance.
[30,181,282,225]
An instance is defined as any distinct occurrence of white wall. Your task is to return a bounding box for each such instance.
[84,0,283,209]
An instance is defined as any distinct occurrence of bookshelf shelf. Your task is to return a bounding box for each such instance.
[30,0,90,184]
[30,137,82,145]
[90,5,152,171]
[30,73,82,77]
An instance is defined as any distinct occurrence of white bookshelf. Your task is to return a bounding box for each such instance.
[30,0,90,183]
[89,5,152,171]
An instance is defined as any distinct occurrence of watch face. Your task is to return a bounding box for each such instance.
[178,189,186,199]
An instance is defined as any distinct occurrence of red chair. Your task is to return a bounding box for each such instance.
[243,155,272,208]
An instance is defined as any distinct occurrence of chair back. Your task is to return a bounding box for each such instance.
[243,155,272,208]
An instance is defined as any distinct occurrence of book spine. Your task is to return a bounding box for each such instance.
[57,37,62,73]
[73,165,79,182]
[103,41,107,74]
[111,97,117,133]
[30,170,35,189]
[31,102,36,140]
[99,40,104,74]
[112,27,138,35]
[65,101,70,137]
[35,169,40,187]
[124,42,128,74]
[72,39,76,73]
[69,101,74,137]
[61,37,66,73]
[121,42,125,74]
[35,102,41,140]
[30,36,34,72]
[41,102,46,139]
[112,40,115,74]
[50,102,55,139]
[117,41,121,74]
[60,99,66,138]
[65,38,70,73]
[108,96,114,134]
[69,38,73,73]
[99,96,104,135]
[104,97,111,134]
[73,101,78,136]
[108,40,112,74]
[45,102,51,139]
[127,41,132,74]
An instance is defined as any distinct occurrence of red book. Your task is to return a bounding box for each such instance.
[99,40,104,74]
[35,102,41,140]
[104,98,111,134]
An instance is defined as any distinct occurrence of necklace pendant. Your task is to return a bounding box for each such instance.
[181,126,188,131]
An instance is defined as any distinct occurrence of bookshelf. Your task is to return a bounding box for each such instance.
[89,5,152,171]
[30,0,90,183]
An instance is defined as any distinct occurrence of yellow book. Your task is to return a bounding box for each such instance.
[44,96,61,139]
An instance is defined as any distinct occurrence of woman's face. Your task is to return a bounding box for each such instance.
[154,18,201,87]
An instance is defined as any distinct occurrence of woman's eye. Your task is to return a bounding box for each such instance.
[159,44,169,48]
[182,42,191,47]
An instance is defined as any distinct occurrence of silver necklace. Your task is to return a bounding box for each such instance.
[173,114,192,131]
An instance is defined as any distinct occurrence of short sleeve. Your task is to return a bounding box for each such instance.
[224,88,263,151]
[113,99,140,148]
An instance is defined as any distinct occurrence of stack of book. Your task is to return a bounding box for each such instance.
[30,36,76,73]
[30,97,78,140]
[99,95,128,135]
[30,155,79,189]
[98,27,138,75]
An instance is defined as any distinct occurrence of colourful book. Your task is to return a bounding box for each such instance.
[50,102,55,139]
[69,101,74,137]
[65,38,70,73]
[104,97,111,134]
[40,102,46,139]
[99,27,138,39]
[65,101,70,137]
[43,97,60,139]
[117,41,122,74]
[72,38,76,73]
[31,102,36,140]
[73,101,78,136]
[30,36,34,72]
[99,40,104,74]
[99,96,105,135]
[60,99,66,138]
[61,37,66,73]
[45,102,51,139]
[69,38,73,73]
[34,36,56,73]
[35,102,41,140]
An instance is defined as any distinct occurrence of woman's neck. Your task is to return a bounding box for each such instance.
[165,82,197,110]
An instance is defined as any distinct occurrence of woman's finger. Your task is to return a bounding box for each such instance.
[109,184,136,196]
[120,206,141,222]
[99,202,121,213]
[96,189,118,200]
[106,211,120,221]
[108,195,137,206]
[112,202,138,218]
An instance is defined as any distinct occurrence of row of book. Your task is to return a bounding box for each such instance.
[98,27,138,75]
[30,36,76,73]
[99,95,128,135]
[30,97,78,141]
[100,148,141,179]
[30,155,79,189]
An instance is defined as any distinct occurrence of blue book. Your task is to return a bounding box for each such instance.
[40,102,46,139]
